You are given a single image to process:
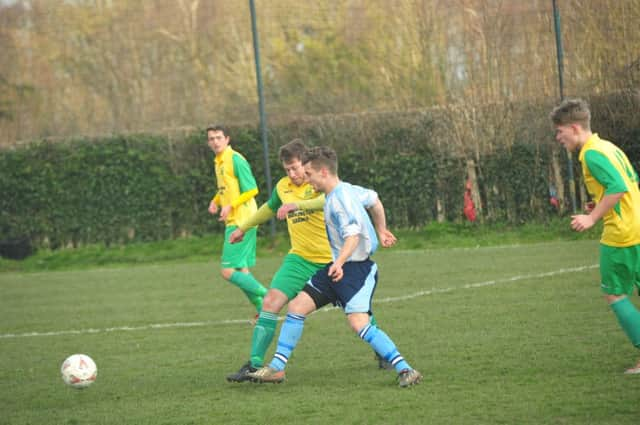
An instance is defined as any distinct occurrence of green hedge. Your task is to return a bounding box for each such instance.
[0,129,551,249]
[1,94,638,252]
[0,135,214,249]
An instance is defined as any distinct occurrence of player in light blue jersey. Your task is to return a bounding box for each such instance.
[248,146,422,388]
[323,180,379,262]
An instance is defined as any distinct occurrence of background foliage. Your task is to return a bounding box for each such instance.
[0,1,638,253]
[0,0,639,144]
[1,92,637,252]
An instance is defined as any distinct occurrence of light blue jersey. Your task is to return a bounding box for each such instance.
[324,181,379,261]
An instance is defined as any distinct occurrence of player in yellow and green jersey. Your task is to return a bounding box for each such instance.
[206,124,267,315]
[551,98,640,374]
[225,139,390,382]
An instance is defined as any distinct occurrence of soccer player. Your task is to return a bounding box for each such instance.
[226,140,390,382]
[248,146,423,388]
[550,98,640,374]
[207,124,267,314]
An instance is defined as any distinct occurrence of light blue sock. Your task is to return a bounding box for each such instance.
[269,313,306,371]
[358,323,411,373]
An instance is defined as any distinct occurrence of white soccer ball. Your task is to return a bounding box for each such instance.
[60,354,98,389]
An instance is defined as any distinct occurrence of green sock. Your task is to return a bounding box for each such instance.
[610,297,640,348]
[230,272,267,311]
[250,311,279,367]
[249,294,264,312]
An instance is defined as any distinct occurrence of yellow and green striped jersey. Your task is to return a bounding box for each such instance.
[213,146,258,226]
[268,177,332,264]
[579,133,640,247]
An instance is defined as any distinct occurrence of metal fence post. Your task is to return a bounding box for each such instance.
[249,0,276,237]
[552,0,577,213]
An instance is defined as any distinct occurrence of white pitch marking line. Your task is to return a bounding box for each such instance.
[0,319,250,339]
[0,264,598,339]
[376,264,599,304]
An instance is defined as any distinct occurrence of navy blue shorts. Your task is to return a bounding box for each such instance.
[302,259,378,314]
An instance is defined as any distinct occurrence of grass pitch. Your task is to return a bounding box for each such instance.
[1,240,639,424]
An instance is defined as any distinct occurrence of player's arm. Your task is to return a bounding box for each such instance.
[571,150,627,232]
[295,194,325,210]
[221,154,259,221]
[239,203,275,231]
[221,186,259,222]
[230,154,259,211]
[571,193,623,232]
[229,203,275,243]
[353,184,397,248]
[328,200,362,281]
[231,188,259,209]
[277,194,325,220]
[367,198,397,247]
[240,186,282,231]
[328,234,359,282]
[208,193,220,214]
[230,186,281,243]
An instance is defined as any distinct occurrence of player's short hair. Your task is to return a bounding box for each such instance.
[206,124,229,137]
[301,146,338,175]
[549,98,591,131]
[278,139,307,163]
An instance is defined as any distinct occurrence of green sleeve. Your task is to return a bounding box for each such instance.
[232,153,258,193]
[266,186,283,211]
[584,150,627,194]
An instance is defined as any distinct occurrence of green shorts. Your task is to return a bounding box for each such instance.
[599,243,640,296]
[221,226,257,269]
[270,253,327,300]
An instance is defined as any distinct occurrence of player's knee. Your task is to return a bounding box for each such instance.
[348,313,371,335]
[262,292,286,313]
[604,294,625,304]
[287,297,305,314]
[220,268,234,281]
[288,293,315,315]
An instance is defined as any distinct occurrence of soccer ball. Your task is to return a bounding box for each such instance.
[60,354,98,389]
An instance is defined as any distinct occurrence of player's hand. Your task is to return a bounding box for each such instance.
[570,214,595,232]
[377,228,397,248]
[219,205,232,222]
[208,201,218,215]
[328,262,344,282]
[229,228,245,244]
[277,203,298,220]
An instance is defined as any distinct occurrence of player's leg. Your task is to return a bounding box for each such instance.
[601,244,640,373]
[228,255,326,382]
[221,226,267,312]
[368,296,393,369]
[249,267,335,383]
[249,255,325,369]
[225,288,287,382]
[247,292,317,383]
[338,259,422,387]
